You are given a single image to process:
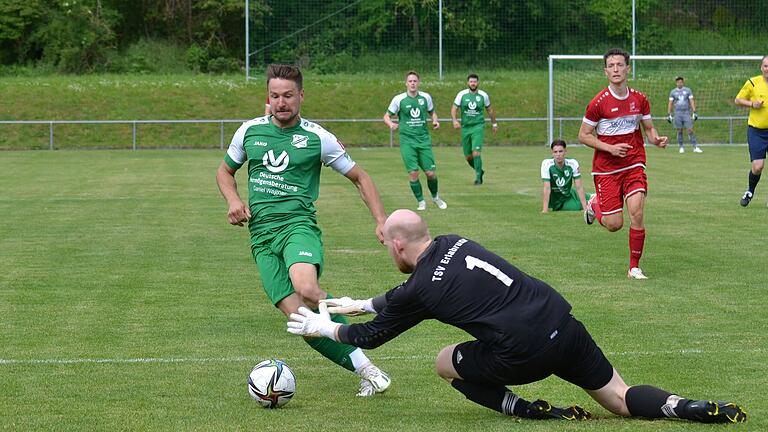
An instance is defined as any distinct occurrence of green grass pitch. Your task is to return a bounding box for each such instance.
[0,145,765,431]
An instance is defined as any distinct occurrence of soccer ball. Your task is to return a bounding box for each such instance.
[247,359,296,408]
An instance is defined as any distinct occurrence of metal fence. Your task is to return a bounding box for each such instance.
[0,116,749,150]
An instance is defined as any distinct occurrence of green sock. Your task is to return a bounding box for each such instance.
[303,305,356,372]
[474,155,483,179]
[427,177,439,198]
[409,180,424,201]
[466,158,475,168]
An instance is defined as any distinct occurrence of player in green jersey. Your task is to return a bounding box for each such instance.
[541,140,591,213]
[451,73,498,185]
[384,70,447,211]
[216,64,391,397]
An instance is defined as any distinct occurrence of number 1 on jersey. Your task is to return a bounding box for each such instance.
[465,255,513,286]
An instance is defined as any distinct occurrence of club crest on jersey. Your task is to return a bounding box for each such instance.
[410,108,421,118]
[418,99,425,105]
[630,102,636,111]
[263,149,289,173]
[476,96,481,102]
[291,134,308,148]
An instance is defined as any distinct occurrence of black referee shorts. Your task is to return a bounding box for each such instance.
[452,315,614,390]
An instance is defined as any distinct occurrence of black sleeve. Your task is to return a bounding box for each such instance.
[370,293,388,312]
[337,280,431,349]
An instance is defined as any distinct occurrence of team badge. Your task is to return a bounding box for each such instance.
[291,134,308,148]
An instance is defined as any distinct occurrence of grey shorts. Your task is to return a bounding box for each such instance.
[673,113,693,129]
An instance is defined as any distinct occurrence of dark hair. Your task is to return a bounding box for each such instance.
[675,76,684,81]
[406,70,420,80]
[267,64,303,90]
[603,48,630,67]
[550,139,567,149]
[467,73,479,80]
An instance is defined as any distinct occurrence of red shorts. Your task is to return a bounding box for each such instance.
[593,167,647,215]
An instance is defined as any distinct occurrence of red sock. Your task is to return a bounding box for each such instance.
[629,227,645,269]
[593,198,603,225]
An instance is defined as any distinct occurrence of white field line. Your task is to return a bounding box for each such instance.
[1,348,765,366]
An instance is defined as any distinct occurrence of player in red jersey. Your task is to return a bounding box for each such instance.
[578,48,668,280]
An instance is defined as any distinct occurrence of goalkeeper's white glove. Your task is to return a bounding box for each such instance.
[320,297,375,316]
[667,114,673,123]
[286,303,340,340]
[691,112,698,121]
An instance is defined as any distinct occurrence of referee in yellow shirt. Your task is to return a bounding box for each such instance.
[735,55,768,206]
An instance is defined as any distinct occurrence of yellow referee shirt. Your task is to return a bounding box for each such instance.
[736,75,768,129]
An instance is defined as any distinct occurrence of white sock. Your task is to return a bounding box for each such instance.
[349,348,370,371]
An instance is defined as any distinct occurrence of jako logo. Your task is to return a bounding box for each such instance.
[409,108,421,118]
[298,251,313,257]
[263,150,289,173]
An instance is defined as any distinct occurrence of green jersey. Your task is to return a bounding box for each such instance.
[387,91,435,143]
[224,116,356,233]
[453,88,491,128]
[541,157,581,207]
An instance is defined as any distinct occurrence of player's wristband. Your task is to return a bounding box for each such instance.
[492,123,498,127]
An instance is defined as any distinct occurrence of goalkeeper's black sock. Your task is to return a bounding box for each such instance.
[451,379,529,416]
[626,385,696,419]
[748,171,761,194]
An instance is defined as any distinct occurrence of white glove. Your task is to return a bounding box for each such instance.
[320,297,374,316]
[691,112,698,121]
[286,303,340,339]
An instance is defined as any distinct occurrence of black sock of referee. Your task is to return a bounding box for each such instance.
[625,385,696,419]
[748,170,761,194]
[451,379,530,417]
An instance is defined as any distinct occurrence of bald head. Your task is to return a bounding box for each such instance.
[384,209,430,244]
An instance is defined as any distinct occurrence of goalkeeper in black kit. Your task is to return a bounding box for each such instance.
[287,209,746,423]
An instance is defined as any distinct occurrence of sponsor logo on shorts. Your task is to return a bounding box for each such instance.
[456,350,463,364]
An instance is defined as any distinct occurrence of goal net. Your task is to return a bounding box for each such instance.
[548,55,763,145]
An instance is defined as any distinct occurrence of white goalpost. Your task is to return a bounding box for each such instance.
[548,55,763,145]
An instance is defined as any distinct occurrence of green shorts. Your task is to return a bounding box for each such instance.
[250,222,324,305]
[462,125,485,156]
[399,137,436,173]
[550,190,592,211]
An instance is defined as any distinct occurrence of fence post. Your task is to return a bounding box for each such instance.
[220,121,225,150]
[729,117,733,145]
[132,122,137,150]
[49,122,54,150]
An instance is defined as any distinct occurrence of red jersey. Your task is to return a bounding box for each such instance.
[582,86,652,175]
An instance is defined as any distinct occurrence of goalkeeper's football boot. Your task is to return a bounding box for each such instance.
[523,399,591,420]
[584,194,597,225]
[740,191,752,207]
[356,362,391,397]
[684,400,747,423]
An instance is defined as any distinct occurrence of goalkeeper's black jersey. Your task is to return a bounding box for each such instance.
[338,235,572,361]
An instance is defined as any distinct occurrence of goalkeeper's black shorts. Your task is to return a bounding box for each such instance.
[452,315,614,390]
